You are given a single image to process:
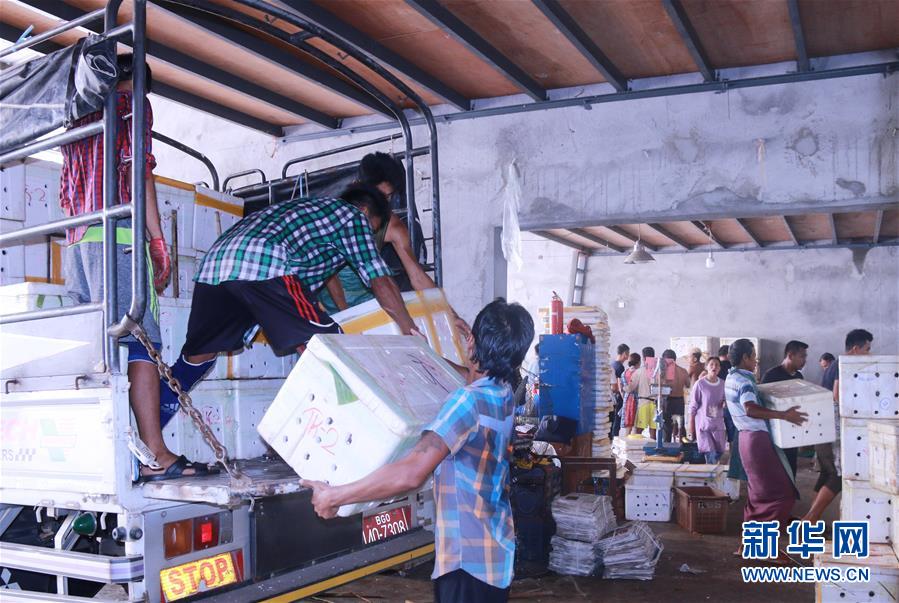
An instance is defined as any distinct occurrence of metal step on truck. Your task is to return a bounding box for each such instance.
[0,1,449,600]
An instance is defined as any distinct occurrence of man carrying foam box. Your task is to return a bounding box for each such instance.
[803,329,874,524]
[304,299,535,603]
[151,185,420,480]
[761,340,809,478]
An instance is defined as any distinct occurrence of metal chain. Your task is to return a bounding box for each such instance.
[124,317,249,486]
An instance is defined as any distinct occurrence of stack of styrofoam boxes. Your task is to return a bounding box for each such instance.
[674,463,740,502]
[1,160,67,287]
[0,281,73,315]
[817,354,899,602]
[258,334,465,516]
[719,336,762,379]
[612,435,648,465]
[625,462,677,522]
[538,305,614,459]
[669,336,719,370]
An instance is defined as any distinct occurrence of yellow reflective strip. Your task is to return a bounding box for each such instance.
[261,543,435,603]
[154,175,195,191]
[195,192,243,217]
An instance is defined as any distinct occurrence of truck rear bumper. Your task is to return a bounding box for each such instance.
[0,541,143,583]
[203,528,434,602]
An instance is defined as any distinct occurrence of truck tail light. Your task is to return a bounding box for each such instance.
[163,519,192,559]
[193,514,220,551]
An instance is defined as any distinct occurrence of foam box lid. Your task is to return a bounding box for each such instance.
[675,464,724,478]
[633,462,682,476]
[258,334,464,515]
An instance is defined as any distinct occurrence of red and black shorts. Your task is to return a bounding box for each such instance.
[182,275,341,357]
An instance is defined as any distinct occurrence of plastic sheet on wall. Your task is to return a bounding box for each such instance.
[499,161,523,272]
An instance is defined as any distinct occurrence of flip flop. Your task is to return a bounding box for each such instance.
[138,455,219,483]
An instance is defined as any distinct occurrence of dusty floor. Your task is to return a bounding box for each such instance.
[307,456,838,603]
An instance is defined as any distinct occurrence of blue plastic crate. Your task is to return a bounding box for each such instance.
[537,334,595,434]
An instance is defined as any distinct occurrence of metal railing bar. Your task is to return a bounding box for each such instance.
[103,22,135,41]
[0,8,105,58]
[0,204,132,247]
[0,122,103,167]
[282,133,403,179]
[151,130,220,190]
[0,302,105,325]
[223,168,267,192]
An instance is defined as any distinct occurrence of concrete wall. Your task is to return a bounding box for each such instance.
[510,235,899,384]
[149,69,898,372]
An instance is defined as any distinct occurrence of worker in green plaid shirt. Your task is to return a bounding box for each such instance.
[147,185,419,481]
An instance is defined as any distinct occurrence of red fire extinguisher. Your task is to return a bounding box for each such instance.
[550,291,564,334]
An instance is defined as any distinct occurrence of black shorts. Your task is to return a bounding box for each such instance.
[182,275,341,357]
[814,443,842,493]
[434,570,509,603]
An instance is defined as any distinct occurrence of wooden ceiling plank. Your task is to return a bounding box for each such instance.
[688,220,726,248]
[603,225,659,251]
[530,0,626,91]
[153,0,389,117]
[734,218,763,247]
[873,209,884,244]
[405,0,546,101]
[782,216,800,245]
[644,223,691,250]
[661,0,715,81]
[569,228,625,253]
[280,0,469,110]
[533,230,587,252]
[787,0,810,71]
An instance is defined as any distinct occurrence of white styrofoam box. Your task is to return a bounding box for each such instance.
[332,288,466,365]
[0,281,73,315]
[868,421,899,495]
[192,187,243,253]
[840,355,899,419]
[258,334,465,516]
[1,163,26,220]
[160,255,197,300]
[155,178,197,257]
[630,462,679,488]
[757,379,837,448]
[1,310,105,379]
[841,480,895,544]
[842,418,871,481]
[625,484,673,522]
[22,160,63,227]
[715,475,740,501]
[162,378,283,464]
[1,219,25,284]
[669,336,718,367]
[158,296,295,379]
[675,464,721,489]
[814,543,899,603]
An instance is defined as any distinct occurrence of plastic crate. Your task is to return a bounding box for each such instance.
[674,486,729,534]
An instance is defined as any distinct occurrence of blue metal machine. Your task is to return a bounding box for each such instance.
[537,334,595,434]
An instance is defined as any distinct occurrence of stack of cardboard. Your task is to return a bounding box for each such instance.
[813,355,899,602]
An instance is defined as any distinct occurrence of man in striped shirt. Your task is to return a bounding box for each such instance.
[153,186,419,475]
[304,299,535,602]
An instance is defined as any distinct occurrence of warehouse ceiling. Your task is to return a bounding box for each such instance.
[1,0,898,137]
[532,204,899,256]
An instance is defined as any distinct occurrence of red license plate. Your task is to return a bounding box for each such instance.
[362,506,412,544]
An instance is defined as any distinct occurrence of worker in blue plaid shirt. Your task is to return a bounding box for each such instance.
[146,185,420,482]
[305,299,535,602]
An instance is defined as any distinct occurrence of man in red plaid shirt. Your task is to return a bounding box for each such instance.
[61,54,209,481]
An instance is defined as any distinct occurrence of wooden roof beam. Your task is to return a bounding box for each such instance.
[531,0,627,92]
[782,216,800,246]
[644,223,692,250]
[280,0,469,110]
[602,225,659,251]
[405,0,546,101]
[688,220,726,248]
[787,0,810,72]
[873,210,884,244]
[734,218,763,247]
[568,228,626,253]
[661,0,715,82]
[533,230,587,252]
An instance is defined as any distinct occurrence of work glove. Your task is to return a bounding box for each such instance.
[149,237,172,293]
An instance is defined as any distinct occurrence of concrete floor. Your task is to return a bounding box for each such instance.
[312,455,837,603]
